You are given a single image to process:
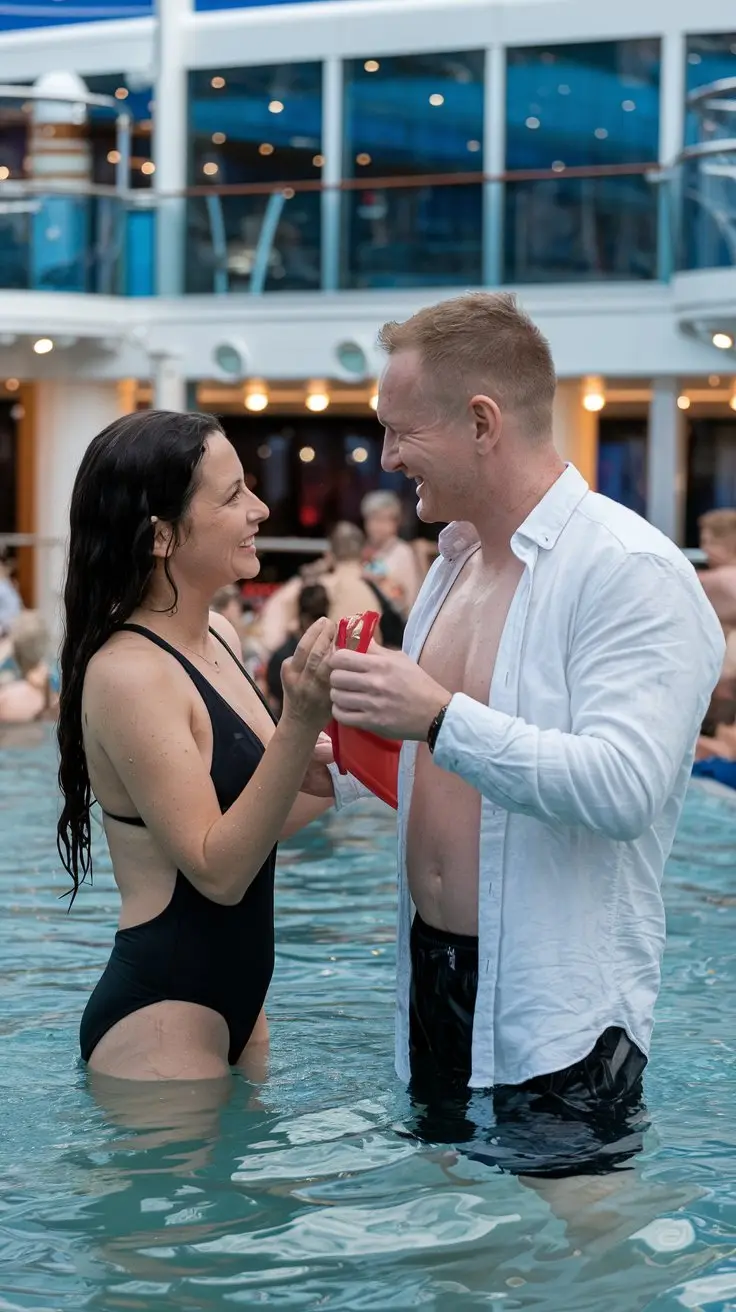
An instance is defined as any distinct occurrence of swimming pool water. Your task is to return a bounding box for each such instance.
[0,725,735,1311]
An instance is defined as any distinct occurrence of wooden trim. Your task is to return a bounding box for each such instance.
[15,383,36,608]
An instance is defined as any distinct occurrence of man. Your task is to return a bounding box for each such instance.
[696,510,736,731]
[697,508,736,633]
[260,522,403,655]
[266,583,330,716]
[329,292,724,1177]
[361,489,422,617]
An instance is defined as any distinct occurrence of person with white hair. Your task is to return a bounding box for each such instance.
[361,490,422,617]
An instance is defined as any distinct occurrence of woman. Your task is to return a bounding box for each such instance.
[57,410,335,1082]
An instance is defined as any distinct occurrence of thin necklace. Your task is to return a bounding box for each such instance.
[177,640,221,671]
[134,614,222,670]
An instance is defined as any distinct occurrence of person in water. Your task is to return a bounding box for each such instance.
[57,410,336,1082]
[329,292,725,1177]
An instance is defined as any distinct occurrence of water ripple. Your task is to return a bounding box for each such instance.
[0,732,735,1310]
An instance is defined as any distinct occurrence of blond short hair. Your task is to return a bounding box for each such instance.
[699,509,736,540]
[378,292,557,438]
[11,610,49,675]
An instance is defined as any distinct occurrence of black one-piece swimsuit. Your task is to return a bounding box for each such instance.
[79,624,277,1067]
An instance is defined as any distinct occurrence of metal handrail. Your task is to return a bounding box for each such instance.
[0,161,661,202]
[680,139,736,162]
[687,77,736,108]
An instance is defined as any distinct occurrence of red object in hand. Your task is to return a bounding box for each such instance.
[328,610,400,809]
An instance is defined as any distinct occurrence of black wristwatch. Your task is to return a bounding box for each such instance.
[427,702,451,755]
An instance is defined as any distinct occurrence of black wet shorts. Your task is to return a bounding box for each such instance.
[408,912,649,1179]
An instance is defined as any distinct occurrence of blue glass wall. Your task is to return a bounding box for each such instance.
[342,52,484,289]
[187,63,322,293]
[680,34,736,273]
[505,40,660,282]
[685,33,736,144]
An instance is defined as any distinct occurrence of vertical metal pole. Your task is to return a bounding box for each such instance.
[483,43,506,286]
[321,57,343,291]
[153,0,190,295]
[647,377,686,542]
[657,31,685,281]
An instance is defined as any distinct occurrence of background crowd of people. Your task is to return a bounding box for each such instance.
[3,492,736,783]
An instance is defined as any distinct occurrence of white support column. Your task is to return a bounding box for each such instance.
[552,379,599,490]
[657,30,686,281]
[151,353,187,412]
[482,42,505,286]
[33,381,123,646]
[647,377,686,543]
[321,57,343,291]
[153,0,190,296]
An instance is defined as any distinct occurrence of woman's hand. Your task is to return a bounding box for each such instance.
[281,617,336,731]
[300,733,336,798]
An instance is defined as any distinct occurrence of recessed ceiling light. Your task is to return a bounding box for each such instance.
[429,93,445,107]
[713,332,733,350]
[364,60,380,73]
[140,161,155,175]
[211,76,226,89]
[203,161,219,176]
[33,338,54,355]
[115,87,129,100]
[526,117,540,130]
[259,142,274,156]
[268,100,284,114]
[212,132,226,144]
[677,394,691,410]
[107,149,121,165]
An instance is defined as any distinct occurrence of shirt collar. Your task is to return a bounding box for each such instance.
[438,464,589,562]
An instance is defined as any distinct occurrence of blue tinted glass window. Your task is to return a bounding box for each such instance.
[681,36,736,272]
[342,52,484,289]
[685,33,736,144]
[597,418,647,516]
[505,41,660,282]
[84,74,154,189]
[187,63,322,293]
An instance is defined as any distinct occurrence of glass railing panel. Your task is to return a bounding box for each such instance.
[677,151,736,272]
[0,186,127,292]
[184,189,321,294]
[341,181,482,290]
[504,172,658,282]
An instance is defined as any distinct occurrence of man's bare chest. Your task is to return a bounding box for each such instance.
[419,555,524,705]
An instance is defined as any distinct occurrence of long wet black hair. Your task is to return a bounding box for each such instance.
[57,409,224,904]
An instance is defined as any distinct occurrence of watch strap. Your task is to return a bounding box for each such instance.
[427,702,451,754]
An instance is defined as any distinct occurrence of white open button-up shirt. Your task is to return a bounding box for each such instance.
[332,465,725,1090]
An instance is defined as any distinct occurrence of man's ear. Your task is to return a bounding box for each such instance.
[469,394,502,453]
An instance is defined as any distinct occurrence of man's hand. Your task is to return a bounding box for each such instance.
[299,732,336,798]
[330,644,451,741]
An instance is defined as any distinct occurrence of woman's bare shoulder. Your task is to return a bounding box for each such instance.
[85,629,185,710]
